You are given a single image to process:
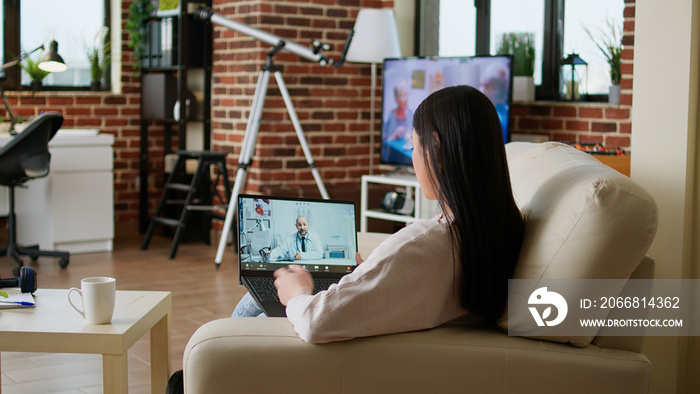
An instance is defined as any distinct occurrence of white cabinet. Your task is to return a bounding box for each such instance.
[360,174,440,232]
[0,130,115,254]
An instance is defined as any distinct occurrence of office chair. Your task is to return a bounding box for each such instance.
[0,112,69,276]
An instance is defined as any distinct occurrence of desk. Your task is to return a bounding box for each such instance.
[0,289,172,394]
[0,130,115,253]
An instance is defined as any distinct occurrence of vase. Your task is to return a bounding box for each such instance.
[90,81,101,91]
[513,76,535,102]
[609,85,621,105]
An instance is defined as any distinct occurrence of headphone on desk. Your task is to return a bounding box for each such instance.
[0,267,37,293]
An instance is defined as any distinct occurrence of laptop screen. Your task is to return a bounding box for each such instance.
[238,194,358,276]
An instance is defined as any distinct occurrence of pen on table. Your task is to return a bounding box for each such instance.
[0,300,34,306]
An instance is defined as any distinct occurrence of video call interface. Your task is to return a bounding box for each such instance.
[238,196,358,274]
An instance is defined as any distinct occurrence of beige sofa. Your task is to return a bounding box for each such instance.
[183,142,658,393]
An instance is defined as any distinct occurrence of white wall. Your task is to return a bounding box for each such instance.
[631,0,700,392]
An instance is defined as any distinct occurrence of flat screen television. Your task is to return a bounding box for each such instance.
[380,55,513,167]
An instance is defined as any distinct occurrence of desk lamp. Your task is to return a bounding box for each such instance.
[0,40,67,134]
[345,9,401,174]
[39,40,68,72]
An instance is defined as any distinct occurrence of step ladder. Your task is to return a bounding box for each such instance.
[141,151,231,259]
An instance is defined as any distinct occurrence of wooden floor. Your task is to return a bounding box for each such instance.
[0,222,246,393]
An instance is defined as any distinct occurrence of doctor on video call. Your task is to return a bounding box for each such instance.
[269,216,323,261]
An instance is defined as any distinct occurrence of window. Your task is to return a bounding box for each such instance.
[563,0,624,95]
[3,0,110,90]
[489,0,545,86]
[438,0,476,56]
[424,0,625,100]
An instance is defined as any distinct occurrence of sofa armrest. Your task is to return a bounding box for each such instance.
[591,256,656,352]
[184,317,651,394]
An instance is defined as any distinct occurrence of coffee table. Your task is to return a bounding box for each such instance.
[0,289,171,394]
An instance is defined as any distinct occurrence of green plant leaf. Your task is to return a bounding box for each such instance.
[21,53,51,82]
[497,32,536,77]
[126,0,155,74]
[583,17,623,85]
[85,27,111,84]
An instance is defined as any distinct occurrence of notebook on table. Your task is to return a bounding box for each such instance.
[0,288,35,309]
[237,194,358,317]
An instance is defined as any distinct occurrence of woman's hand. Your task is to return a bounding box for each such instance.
[355,252,364,265]
[274,265,313,306]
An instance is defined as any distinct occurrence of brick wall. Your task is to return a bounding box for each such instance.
[1,0,634,225]
[510,0,635,149]
[210,0,392,199]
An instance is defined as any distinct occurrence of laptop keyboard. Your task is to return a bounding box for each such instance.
[248,277,279,301]
[312,279,338,294]
[248,277,339,302]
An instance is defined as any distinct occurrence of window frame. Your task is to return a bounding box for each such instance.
[3,0,111,91]
[475,0,564,100]
[421,0,609,102]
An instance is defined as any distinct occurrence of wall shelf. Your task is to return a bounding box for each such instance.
[139,0,213,233]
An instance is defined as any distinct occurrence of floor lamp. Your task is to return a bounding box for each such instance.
[345,9,401,174]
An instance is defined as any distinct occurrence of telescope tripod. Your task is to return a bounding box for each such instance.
[215,45,330,266]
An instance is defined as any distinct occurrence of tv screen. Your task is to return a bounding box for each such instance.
[380,55,513,166]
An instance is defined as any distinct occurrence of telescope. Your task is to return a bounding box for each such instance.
[192,4,353,67]
[190,4,355,267]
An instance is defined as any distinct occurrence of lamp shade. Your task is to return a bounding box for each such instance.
[39,40,68,73]
[345,9,401,64]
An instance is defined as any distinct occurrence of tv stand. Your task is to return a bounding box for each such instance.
[360,174,440,232]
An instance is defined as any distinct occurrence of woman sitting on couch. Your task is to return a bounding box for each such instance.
[236,85,525,343]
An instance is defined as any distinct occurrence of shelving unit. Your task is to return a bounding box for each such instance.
[360,174,440,232]
[138,0,213,232]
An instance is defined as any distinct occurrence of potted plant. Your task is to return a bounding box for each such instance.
[584,18,622,104]
[85,27,111,90]
[498,32,536,101]
[21,54,51,91]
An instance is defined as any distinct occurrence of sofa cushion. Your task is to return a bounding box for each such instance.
[185,317,652,394]
[498,142,658,346]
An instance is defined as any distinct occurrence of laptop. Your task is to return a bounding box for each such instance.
[237,194,359,317]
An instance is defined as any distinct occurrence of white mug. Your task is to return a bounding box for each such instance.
[68,277,116,324]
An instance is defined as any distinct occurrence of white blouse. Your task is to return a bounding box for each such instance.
[286,215,467,343]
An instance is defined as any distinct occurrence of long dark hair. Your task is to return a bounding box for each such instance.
[413,85,524,322]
